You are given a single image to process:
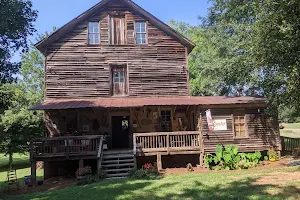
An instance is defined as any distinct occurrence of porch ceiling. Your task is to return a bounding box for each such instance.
[29,96,266,110]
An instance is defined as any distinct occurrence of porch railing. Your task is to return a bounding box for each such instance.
[31,135,103,159]
[281,136,300,152]
[133,131,201,155]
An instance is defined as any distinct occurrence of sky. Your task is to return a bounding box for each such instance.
[13,0,211,62]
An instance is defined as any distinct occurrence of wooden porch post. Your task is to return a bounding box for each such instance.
[97,158,101,175]
[79,159,84,168]
[31,160,36,185]
[157,153,162,171]
[199,153,204,167]
[133,133,137,169]
[198,110,204,167]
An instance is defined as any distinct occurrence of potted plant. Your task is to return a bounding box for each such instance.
[75,166,92,185]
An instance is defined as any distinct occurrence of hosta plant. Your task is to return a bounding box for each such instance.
[205,144,262,170]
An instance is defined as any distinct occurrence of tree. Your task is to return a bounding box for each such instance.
[0,27,57,167]
[0,84,43,167]
[204,0,300,112]
[0,44,44,167]
[171,0,300,116]
[0,0,37,84]
[169,21,228,96]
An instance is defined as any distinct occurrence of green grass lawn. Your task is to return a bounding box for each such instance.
[280,123,300,138]
[4,167,300,200]
[284,123,300,129]
[0,154,43,190]
[280,129,300,138]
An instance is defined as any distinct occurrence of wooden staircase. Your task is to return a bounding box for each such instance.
[101,149,135,178]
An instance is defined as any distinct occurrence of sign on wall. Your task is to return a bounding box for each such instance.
[213,119,228,131]
[206,109,228,132]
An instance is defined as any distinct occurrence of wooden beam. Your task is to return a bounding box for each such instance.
[157,153,162,171]
[199,153,204,167]
[186,105,190,112]
[31,160,36,185]
[79,159,84,169]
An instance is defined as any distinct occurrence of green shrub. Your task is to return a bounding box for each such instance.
[129,168,160,179]
[264,156,269,161]
[129,163,160,179]
[267,149,279,161]
[205,144,262,170]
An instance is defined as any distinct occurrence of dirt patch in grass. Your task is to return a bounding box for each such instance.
[253,171,300,196]
[254,171,300,186]
[3,177,76,197]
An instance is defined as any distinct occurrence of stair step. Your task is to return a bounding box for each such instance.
[104,150,133,155]
[103,154,134,159]
[105,173,129,178]
[102,163,134,168]
[104,168,133,173]
[102,159,134,164]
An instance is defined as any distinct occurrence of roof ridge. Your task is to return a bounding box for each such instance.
[35,0,195,53]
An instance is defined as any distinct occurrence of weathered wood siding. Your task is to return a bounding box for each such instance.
[201,108,281,153]
[45,0,188,99]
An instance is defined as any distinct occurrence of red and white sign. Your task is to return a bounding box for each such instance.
[206,109,214,132]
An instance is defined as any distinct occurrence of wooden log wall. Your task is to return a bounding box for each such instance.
[45,0,188,99]
[201,108,281,153]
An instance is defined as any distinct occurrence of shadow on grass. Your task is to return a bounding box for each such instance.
[6,175,300,200]
[0,157,30,172]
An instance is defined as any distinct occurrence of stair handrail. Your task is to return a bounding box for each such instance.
[97,136,104,176]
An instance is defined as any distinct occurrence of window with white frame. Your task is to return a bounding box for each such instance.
[88,22,100,44]
[135,22,147,44]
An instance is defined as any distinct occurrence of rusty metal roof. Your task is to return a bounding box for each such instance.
[30,96,266,110]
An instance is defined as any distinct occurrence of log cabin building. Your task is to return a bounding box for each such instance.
[30,0,281,180]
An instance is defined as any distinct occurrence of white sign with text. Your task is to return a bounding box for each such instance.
[213,119,227,131]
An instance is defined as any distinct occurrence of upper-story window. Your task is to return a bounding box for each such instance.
[88,22,100,45]
[111,66,128,96]
[135,22,147,44]
[110,16,126,45]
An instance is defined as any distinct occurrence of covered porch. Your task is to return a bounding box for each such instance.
[29,96,267,178]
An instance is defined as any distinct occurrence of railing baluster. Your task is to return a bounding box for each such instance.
[132,132,202,155]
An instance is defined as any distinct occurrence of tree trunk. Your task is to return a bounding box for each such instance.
[8,153,13,169]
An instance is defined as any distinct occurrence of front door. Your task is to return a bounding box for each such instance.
[111,116,130,149]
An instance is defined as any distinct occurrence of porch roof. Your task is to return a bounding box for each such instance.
[30,96,266,110]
